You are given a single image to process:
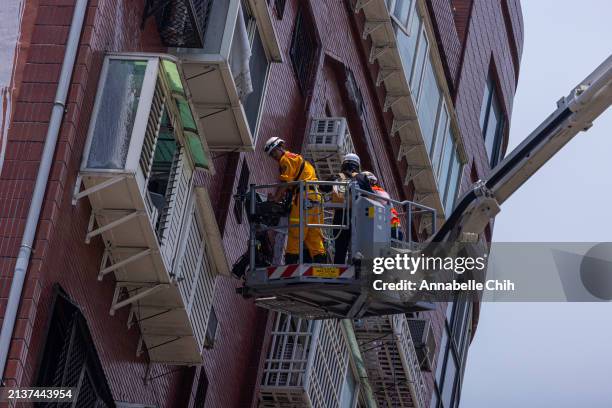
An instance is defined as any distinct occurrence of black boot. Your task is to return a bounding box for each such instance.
[312,254,328,264]
[284,253,299,265]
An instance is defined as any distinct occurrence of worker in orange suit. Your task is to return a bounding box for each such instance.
[363,171,404,241]
[264,137,327,264]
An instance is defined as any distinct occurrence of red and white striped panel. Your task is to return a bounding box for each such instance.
[266,265,354,280]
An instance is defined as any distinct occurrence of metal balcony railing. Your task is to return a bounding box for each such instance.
[146,0,214,48]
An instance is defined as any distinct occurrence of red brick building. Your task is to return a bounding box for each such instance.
[0,0,522,407]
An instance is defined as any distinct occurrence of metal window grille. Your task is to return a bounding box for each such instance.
[274,0,286,19]
[345,68,364,117]
[175,203,217,352]
[234,160,250,223]
[306,320,349,407]
[290,7,319,94]
[260,314,350,407]
[353,315,427,408]
[140,80,166,180]
[158,149,192,268]
[36,286,114,408]
[147,0,215,48]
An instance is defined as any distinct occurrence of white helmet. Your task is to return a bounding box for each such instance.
[342,153,361,168]
[264,136,285,155]
[362,171,378,185]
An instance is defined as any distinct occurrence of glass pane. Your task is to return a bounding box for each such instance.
[202,0,230,54]
[397,14,421,85]
[185,132,210,169]
[484,95,501,161]
[432,104,448,176]
[452,300,467,348]
[87,59,147,169]
[438,133,453,191]
[479,78,493,131]
[340,366,357,408]
[244,28,270,136]
[410,28,428,97]
[430,391,440,408]
[444,150,461,215]
[445,301,454,323]
[435,329,448,383]
[417,58,441,154]
[441,351,458,407]
[178,100,197,131]
[162,60,184,95]
[393,0,412,26]
[484,95,501,163]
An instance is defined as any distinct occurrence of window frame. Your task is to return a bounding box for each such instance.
[410,24,430,105]
[417,55,443,154]
[289,4,321,95]
[387,0,417,34]
[241,0,272,142]
[82,55,159,174]
[480,76,506,168]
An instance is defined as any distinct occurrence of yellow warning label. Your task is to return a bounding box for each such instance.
[312,267,341,278]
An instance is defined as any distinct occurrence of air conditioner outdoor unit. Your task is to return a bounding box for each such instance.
[304,117,355,181]
[406,318,436,371]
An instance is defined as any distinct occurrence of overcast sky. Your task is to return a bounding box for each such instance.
[460,1,612,407]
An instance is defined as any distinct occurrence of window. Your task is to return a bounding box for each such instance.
[480,76,505,167]
[387,0,415,30]
[444,152,461,216]
[418,57,442,153]
[274,0,286,19]
[152,0,214,48]
[431,104,449,176]
[87,59,146,169]
[432,298,472,407]
[340,365,358,408]
[241,2,271,137]
[396,7,421,84]
[410,26,429,100]
[37,286,114,407]
[234,160,250,223]
[290,7,319,94]
[441,350,458,407]
[345,67,364,117]
[204,306,218,348]
[438,135,454,192]
[194,367,209,406]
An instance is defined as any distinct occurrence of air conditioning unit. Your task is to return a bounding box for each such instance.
[304,117,355,181]
[406,318,436,371]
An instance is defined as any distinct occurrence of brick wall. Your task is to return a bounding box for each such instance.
[0,0,193,406]
[0,0,523,407]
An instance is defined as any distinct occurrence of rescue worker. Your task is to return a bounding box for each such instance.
[326,154,373,264]
[264,137,327,264]
[362,171,404,241]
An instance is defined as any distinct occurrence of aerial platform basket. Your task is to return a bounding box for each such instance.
[238,180,437,319]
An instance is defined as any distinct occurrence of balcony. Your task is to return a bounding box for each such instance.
[167,0,282,151]
[353,315,427,408]
[73,53,228,364]
[354,0,467,225]
[259,313,360,408]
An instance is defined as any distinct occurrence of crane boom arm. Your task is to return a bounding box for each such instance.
[433,55,612,243]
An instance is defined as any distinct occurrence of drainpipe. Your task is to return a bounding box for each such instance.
[342,319,378,408]
[0,0,89,380]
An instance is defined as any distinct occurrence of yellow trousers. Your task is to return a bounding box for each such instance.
[286,196,325,257]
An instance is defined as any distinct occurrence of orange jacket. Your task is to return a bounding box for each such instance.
[371,185,401,227]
